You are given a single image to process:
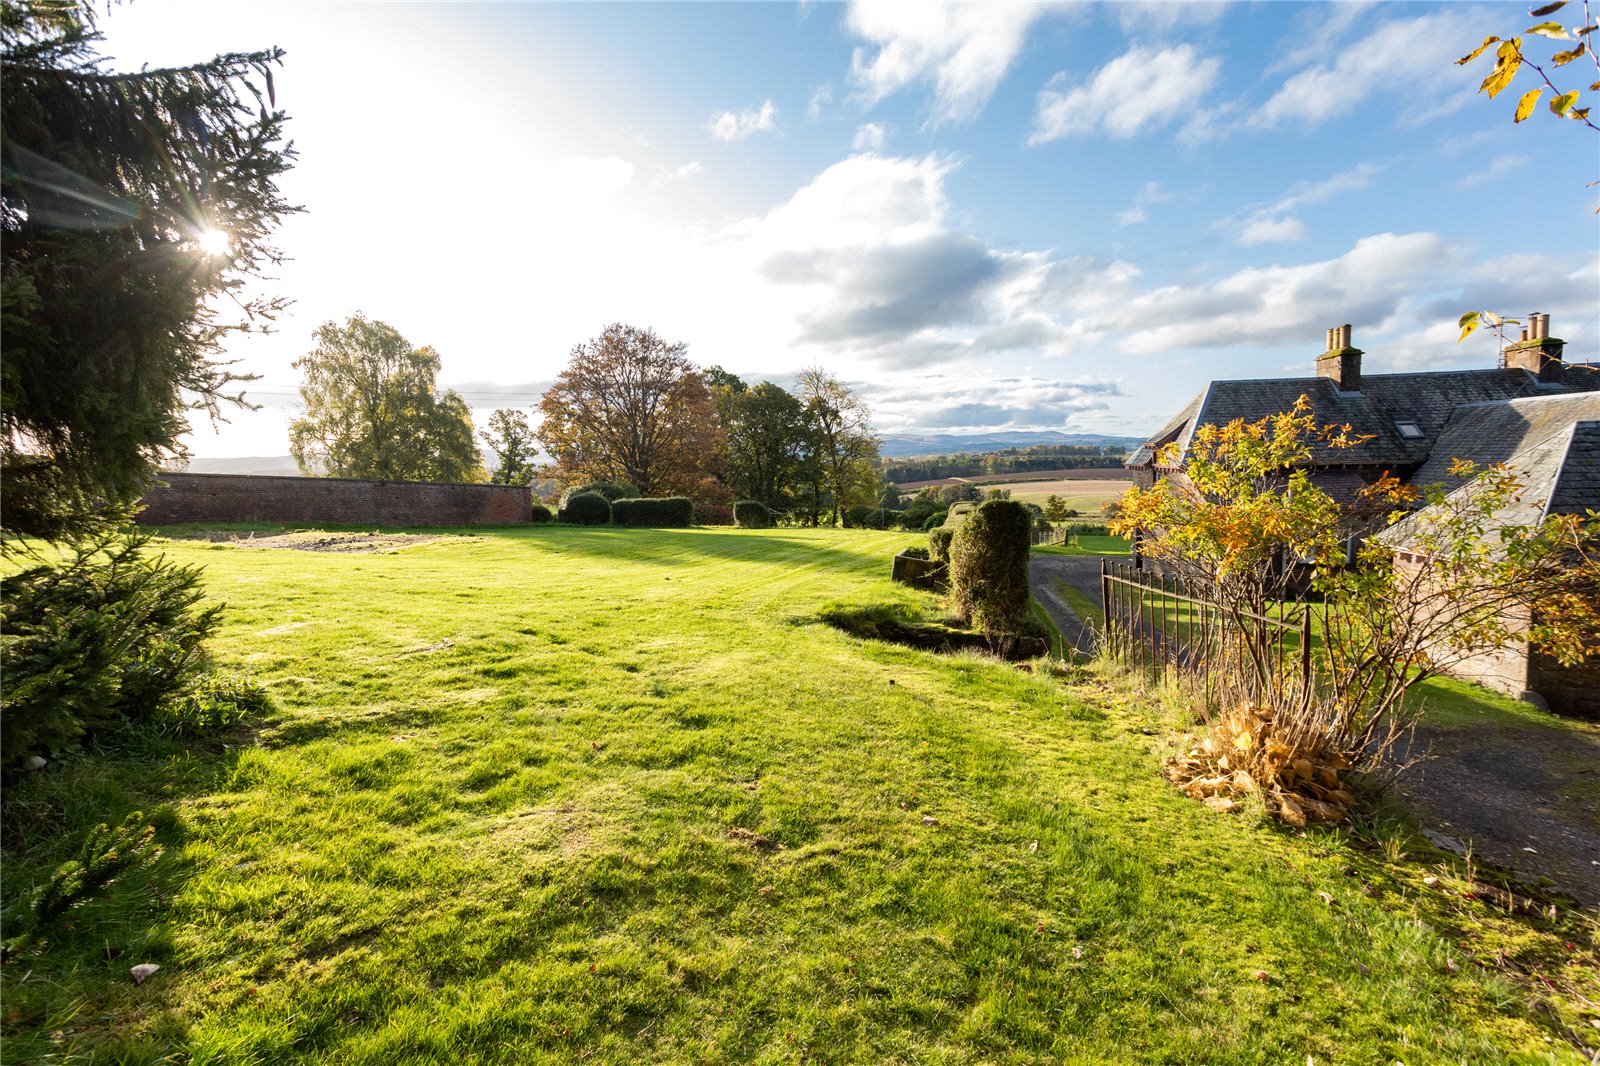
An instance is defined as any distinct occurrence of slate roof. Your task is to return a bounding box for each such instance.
[1129,362,1600,474]
[1379,416,1600,549]
[1409,392,1600,492]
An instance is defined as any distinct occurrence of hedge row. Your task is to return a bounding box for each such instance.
[611,497,694,527]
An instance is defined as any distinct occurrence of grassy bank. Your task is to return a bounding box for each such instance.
[2,526,1592,1064]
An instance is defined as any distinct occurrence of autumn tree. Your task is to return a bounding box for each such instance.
[796,367,880,526]
[289,314,484,483]
[537,323,721,497]
[1455,1,1599,133]
[480,409,538,486]
[2,0,295,539]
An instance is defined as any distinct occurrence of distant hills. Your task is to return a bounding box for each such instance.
[876,430,1144,458]
[180,455,300,475]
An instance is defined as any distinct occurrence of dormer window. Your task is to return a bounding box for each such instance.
[1395,421,1424,440]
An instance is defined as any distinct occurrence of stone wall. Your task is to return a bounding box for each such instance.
[136,472,532,527]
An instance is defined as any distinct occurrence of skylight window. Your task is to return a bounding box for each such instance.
[1395,421,1424,440]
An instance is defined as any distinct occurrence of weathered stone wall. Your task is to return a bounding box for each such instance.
[136,472,531,527]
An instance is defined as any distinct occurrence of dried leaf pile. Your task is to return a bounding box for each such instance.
[1166,704,1359,826]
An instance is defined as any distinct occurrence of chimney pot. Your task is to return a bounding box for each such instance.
[1504,313,1565,381]
[1315,323,1363,391]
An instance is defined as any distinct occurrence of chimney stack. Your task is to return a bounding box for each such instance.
[1504,312,1566,382]
[1315,322,1362,392]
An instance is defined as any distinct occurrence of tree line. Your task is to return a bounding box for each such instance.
[286,317,884,525]
[880,445,1129,485]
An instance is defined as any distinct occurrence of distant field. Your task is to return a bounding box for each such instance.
[1004,477,1131,513]
[896,468,1129,491]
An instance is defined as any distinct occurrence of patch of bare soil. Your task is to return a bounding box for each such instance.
[1398,723,1600,909]
[199,531,456,553]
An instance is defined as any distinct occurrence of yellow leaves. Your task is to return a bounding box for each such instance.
[1551,41,1588,65]
[1479,39,1522,98]
[1550,89,1581,116]
[1456,35,1502,65]
[1514,87,1543,121]
[1457,310,1479,342]
[1523,20,1571,39]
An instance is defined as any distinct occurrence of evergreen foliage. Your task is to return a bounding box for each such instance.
[1,531,220,771]
[949,500,1034,637]
[289,315,485,483]
[928,527,954,564]
[611,497,694,528]
[559,491,610,525]
[7,812,162,953]
[561,480,636,505]
[1,0,297,539]
[528,502,553,523]
[734,500,774,528]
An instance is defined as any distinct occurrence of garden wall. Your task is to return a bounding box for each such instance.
[136,472,532,527]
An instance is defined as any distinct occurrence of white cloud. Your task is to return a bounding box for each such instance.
[1030,45,1222,143]
[1239,217,1308,245]
[1254,11,1478,131]
[846,0,1068,123]
[1116,180,1172,227]
[864,373,1121,433]
[1456,153,1527,189]
[707,100,777,142]
[1114,0,1231,35]
[652,161,705,185]
[852,122,889,151]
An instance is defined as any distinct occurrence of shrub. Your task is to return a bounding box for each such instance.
[1,532,220,771]
[950,500,1033,636]
[528,503,554,524]
[560,491,611,525]
[900,545,931,560]
[560,481,636,508]
[843,504,875,528]
[611,497,694,527]
[922,509,948,531]
[734,500,774,529]
[928,527,954,564]
[946,502,976,525]
[694,502,734,526]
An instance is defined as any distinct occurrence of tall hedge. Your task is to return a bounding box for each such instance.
[560,481,636,508]
[611,497,694,527]
[949,500,1033,635]
[559,491,611,525]
[928,527,954,564]
[734,500,774,528]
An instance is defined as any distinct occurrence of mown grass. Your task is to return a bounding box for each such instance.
[2,526,1594,1064]
[1032,534,1130,556]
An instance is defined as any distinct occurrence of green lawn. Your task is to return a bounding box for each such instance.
[1032,534,1130,556]
[2,526,1592,1064]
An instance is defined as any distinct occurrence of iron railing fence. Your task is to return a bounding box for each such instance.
[1100,560,1314,711]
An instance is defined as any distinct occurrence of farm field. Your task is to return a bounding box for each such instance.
[1001,477,1131,512]
[3,526,1593,1064]
[896,468,1131,491]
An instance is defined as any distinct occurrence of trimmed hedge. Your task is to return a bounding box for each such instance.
[611,497,694,527]
[950,500,1033,636]
[559,491,611,525]
[734,500,774,528]
[928,527,954,564]
[843,504,875,529]
[922,509,948,531]
[560,481,637,508]
[695,503,734,526]
[529,503,553,524]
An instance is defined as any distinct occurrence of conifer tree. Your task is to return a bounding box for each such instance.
[1,0,296,539]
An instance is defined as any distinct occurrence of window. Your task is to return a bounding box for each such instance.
[1395,420,1424,440]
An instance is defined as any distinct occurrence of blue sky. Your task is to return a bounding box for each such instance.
[98,1,1599,456]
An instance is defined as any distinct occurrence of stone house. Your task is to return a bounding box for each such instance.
[1124,316,1599,714]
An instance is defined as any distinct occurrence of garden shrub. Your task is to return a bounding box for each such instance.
[559,491,611,525]
[928,527,954,564]
[694,502,734,526]
[950,500,1033,635]
[945,502,976,526]
[922,509,948,531]
[611,497,694,527]
[734,500,774,528]
[900,545,931,560]
[560,480,637,505]
[843,504,875,528]
[528,503,553,523]
[1,532,220,771]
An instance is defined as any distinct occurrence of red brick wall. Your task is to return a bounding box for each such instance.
[135,473,531,527]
